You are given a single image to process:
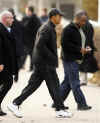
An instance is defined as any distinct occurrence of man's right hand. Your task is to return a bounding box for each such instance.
[0,65,4,72]
[80,48,88,55]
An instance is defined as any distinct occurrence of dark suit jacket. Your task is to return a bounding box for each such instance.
[0,23,18,75]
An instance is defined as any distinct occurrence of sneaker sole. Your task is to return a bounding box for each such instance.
[7,106,23,118]
[56,114,73,118]
[56,115,72,118]
[78,108,92,111]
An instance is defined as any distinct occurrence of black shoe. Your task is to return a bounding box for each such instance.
[52,103,69,110]
[78,105,92,111]
[0,111,7,116]
[80,83,87,86]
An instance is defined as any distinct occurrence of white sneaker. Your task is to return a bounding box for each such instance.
[56,110,73,118]
[7,103,23,118]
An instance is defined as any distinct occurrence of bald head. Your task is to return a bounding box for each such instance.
[74,10,87,27]
[0,10,14,27]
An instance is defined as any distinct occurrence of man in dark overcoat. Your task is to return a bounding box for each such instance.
[0,10,18,116]
[8,8,24,82]
[80,17,99,85]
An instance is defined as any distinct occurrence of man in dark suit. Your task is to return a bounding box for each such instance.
[21,6,41,71]
[0,10,18,116]
[8,8,73,118]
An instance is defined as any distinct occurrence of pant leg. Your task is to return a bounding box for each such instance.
[69,61,87,106]
[21,46,29,68]
[44,66,64,111]
[29,51,33,70]
[60,61,71,102]
[14,56,21,82]
[13,65,43,106]
[0,70,13,105]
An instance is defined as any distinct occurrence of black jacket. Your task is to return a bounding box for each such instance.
[11,17,24,57]
[82,21,96,51]
[79,21,99,73]
[22,14,41,49]
[61,23,82,61]
[0,23,18,75]
[32,21,58,67]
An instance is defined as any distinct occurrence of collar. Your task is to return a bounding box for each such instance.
[49,20,56,28]
[70,22,81,30]
[73,22,81,29]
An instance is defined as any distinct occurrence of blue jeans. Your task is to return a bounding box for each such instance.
[60,61,87,106]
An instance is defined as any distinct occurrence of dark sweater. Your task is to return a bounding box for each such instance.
[61,22,83,61]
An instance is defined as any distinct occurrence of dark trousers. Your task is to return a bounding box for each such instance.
[21,46,33,69]
[13,64,64,111]
[0,69,13,105]
[60,61,87,106]
[14,56,24,81]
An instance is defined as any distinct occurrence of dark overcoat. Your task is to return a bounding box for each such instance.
[0,23,18,75]
[80,21,99,73]
[11,17,24,57]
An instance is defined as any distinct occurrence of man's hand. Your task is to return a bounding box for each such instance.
[86,46,92,52]
[0,65,4,72]
[80,48,87,55]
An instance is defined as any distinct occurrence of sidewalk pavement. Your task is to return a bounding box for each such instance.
[0,57,100,123]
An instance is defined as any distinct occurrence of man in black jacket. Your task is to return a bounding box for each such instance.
[21,6,41,71]
[8,8,73,118]
[0,11,18,116]
[59,11,92,110]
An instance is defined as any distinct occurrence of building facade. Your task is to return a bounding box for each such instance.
[0,0,98,21]
[0,0,19,12]
[28,0,82,20]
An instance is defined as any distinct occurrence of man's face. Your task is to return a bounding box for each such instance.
[53,14,62,25]
[78,15,87,27]
[41,10,47,16]
[25,8,32,16]
[3,14,14,27]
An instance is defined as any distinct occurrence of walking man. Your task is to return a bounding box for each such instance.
[21,6,41,71]
[8,8,73,118]
[0,11,18,116]
[56,11,92,110]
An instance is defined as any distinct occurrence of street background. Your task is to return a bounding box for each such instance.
[0,57,100,123]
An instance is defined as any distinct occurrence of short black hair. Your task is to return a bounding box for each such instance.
[8,8,15,16]
[48,8,63,18]
[27,6,34,13]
